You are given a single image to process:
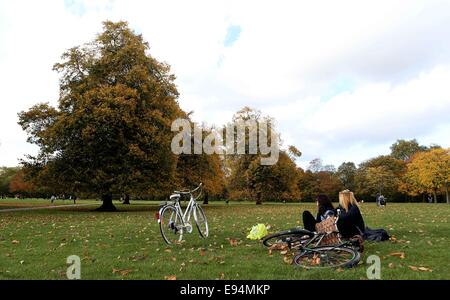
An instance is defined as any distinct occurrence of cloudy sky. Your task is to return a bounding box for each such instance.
[0,0,449,169]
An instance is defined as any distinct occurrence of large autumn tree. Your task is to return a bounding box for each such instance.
[9,170,35,197]
[336,162,357,191]
[402,148,450,203]
[355,155,405,200]
[18,21,185,211]
[0,167,20,197]
[175,122,225,199]
[226,107,300,204]
[298,161,343,202]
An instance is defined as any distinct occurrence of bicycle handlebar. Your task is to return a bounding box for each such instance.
[174,183,203,195]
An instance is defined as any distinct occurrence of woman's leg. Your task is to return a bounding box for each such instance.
[302,211,317,232]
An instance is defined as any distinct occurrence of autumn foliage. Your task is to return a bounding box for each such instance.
[9,170,35,196]
[13,21,449,206]
[401,148,450,203]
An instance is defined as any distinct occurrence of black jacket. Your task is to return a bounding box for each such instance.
[336,204,365,238]
[316,204,336,222]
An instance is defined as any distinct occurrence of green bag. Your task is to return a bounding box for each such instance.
[247,224,268,240]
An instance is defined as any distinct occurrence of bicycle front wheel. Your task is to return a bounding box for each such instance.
[159,205,184,245]
[193,204,208,238]
[293,246,360,269]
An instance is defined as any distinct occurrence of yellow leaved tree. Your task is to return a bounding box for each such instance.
[402,148,450,203]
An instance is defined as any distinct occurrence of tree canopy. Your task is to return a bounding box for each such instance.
[402,148,450,203]
[18,21,185,210]
[226,107,300,204]
[390,139,427,161]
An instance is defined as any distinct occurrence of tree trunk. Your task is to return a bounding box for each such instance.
[96,194,117,211]
[203,192,209,205]
[446,182,449,204]
[123,194,130,205]
[256,192,262,205]
[433,190,437,204]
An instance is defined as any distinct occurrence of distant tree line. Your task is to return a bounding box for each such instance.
[298,140,449,203]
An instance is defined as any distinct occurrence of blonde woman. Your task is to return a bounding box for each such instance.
[336,190,365,239]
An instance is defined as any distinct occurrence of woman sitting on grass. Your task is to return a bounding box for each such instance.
[336,190,365,238]
[302,194,336,232]
[302,191,366,238]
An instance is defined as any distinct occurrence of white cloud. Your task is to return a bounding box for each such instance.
[0,0,449,167]
[276,66,450,168]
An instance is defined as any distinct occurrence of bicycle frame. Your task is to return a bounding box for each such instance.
[287,212,352,251]
[160,183,203,231]
[172,194,198,230]
[299,231,345,249]
[298,228,358,253]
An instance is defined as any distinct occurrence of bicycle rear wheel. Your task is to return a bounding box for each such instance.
[293,246,360,269]
[193,204,208,238]
[159,205,184,245]
[262,228,314,249]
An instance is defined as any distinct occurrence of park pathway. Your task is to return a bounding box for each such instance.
[0,203,96,213]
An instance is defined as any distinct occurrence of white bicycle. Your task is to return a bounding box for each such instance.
[156,183,209,244]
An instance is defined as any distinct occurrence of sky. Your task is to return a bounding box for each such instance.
[0,0,449,169]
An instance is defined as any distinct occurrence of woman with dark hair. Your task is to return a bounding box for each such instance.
[302,194,335,232]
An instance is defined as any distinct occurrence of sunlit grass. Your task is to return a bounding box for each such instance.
[0,201,448,280]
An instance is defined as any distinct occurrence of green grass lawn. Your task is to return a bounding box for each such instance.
[0,198,100,210]
[0,200,448,280]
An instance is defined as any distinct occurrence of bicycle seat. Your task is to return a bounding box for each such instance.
[170,194,180,200]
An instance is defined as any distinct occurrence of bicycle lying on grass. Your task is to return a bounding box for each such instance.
[156,183,208,245]
[262,211,362,269]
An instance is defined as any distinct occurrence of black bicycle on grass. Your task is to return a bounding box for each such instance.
[262,213,362,269]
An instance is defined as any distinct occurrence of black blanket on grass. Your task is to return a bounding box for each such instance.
[362,227,390,242]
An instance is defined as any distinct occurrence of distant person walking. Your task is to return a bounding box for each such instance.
[375,193,381,206]
[376,193,386,207]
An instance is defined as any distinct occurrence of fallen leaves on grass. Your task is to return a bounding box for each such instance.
[112,268,133,276]
[311,254,321,266]
[388,252,405,259]
[179,265,185,272]
[164,275,177,280]
[268,243,289,250]
[268,243,290,256]
[229,239,239,247]
[225,238,239,247]
[11,240,19,244]
[283,256,292,265]
[409,266,432,272]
